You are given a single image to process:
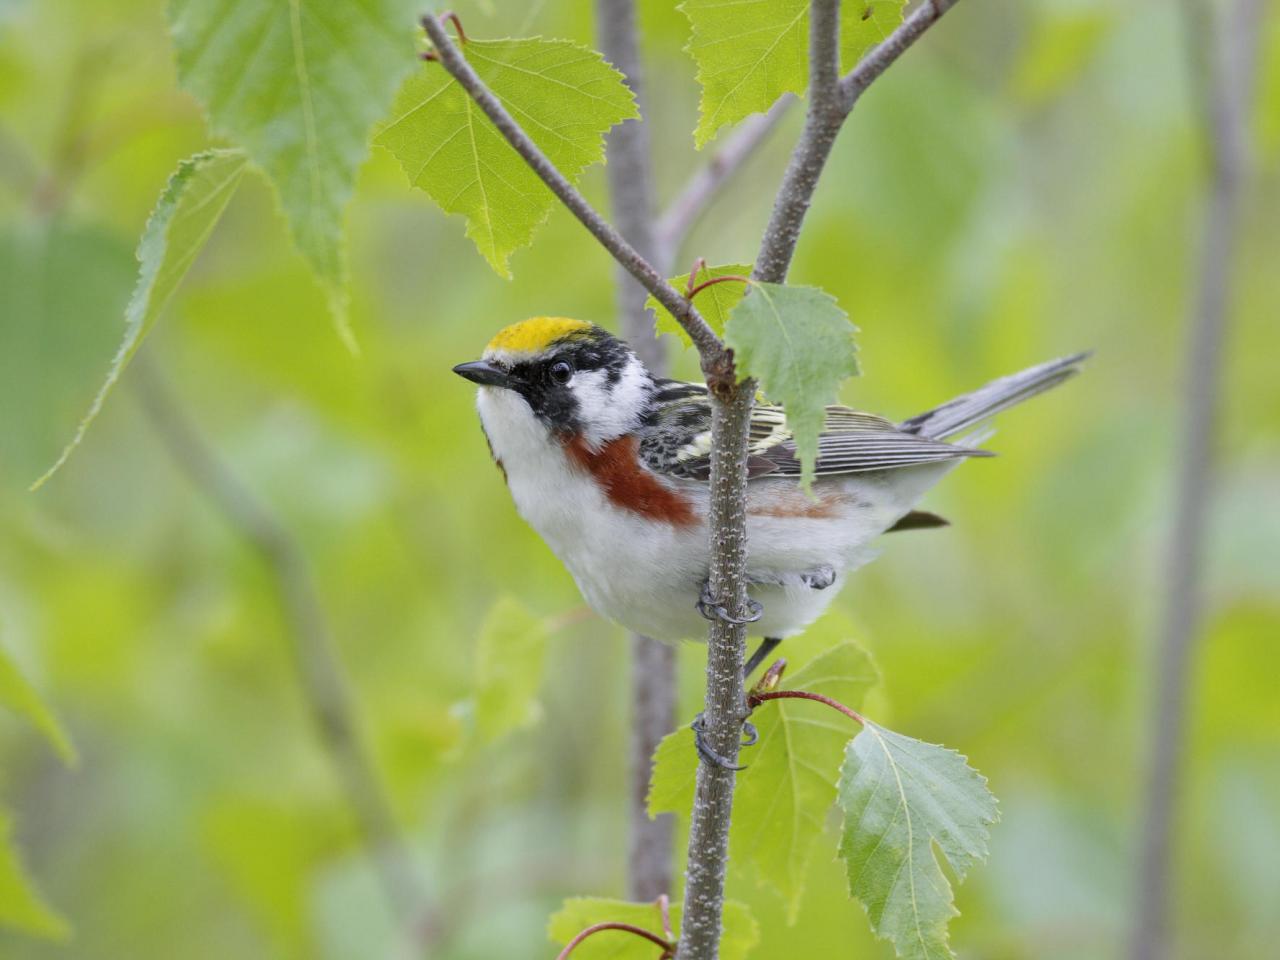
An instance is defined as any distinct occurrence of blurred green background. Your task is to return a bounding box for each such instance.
[1,0,1278,957]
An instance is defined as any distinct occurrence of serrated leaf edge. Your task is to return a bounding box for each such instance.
[30,149,247,490]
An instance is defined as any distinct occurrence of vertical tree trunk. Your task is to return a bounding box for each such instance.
[595,0,677,902]
[1130,1,1264,957]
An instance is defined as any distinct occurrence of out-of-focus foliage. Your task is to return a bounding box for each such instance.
[377,38,638,277]
[0,810,67,940]
[0,641,75,765]
[1,0,1278,958]
[459,595,551,745]
[0,643,72,940]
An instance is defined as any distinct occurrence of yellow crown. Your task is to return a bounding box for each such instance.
[485,317,593,355]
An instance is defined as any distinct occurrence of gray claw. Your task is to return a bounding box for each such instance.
[696,580,764,625]
[800,565,837,590]
[691,712,745,771]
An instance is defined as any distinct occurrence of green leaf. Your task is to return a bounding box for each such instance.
[682,0,906,147]
[376,38,638,277]
[465,596,550,744]
[31,150,246,489]
[723,282,859,488]
[0,223,134,491]
[0,810,69,940]
[645,263,751,346]
[548,896,758,960]
[169,0,420,343]
[649,638,878,919]
[0,643,75,765]
[836,722,999,960]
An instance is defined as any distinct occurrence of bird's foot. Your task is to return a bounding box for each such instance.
[691,712,759,770]
[799,564,837,590]
[696,580,764,625]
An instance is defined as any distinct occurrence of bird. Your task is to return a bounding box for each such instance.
[454,316,1087,683]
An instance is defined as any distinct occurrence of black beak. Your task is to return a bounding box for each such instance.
[452,360,512,388]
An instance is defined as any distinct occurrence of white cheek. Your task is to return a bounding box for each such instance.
[574,359,651,448]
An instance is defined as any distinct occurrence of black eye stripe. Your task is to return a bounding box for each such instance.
[498,326,648,434]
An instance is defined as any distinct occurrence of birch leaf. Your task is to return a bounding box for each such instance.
[837,723,999,959]
[169,0,420,342]
[723,282,860,488]
[377,38,638,277]
[645,263,751,346]
[682,0,906,147]
[32,150,247,488]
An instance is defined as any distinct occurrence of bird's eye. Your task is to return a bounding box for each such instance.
[549,360,574,384]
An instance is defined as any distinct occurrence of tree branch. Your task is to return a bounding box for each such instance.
[676,3,960,955]
[131,355,437,947]
[653,96,795,275]
[420,14,733,388]
[673,385,756,960]
[1129,2,1265,958]
[597,0,663,364]
[594,0,678,902]
[755,0,958,284]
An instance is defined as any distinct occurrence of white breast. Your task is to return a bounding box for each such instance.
[475,387,960,642]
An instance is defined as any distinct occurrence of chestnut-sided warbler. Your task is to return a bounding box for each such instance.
[455,317,1085,675]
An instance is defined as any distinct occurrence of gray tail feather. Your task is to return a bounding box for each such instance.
[898,351,1091,440]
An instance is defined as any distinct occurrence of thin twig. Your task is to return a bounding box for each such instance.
[420,14,732,388]
[653,96,796,274]
[1129,2,1265,958]
[555,922,675,960]
[131,355,438,948]
[686,275,750,300]
[749,689,866,725]
[594,0,678,901]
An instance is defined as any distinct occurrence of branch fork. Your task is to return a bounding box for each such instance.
[419,11,466,60]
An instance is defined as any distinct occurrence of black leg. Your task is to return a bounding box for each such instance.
[690,713,762,770]
[743,637,782,679]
